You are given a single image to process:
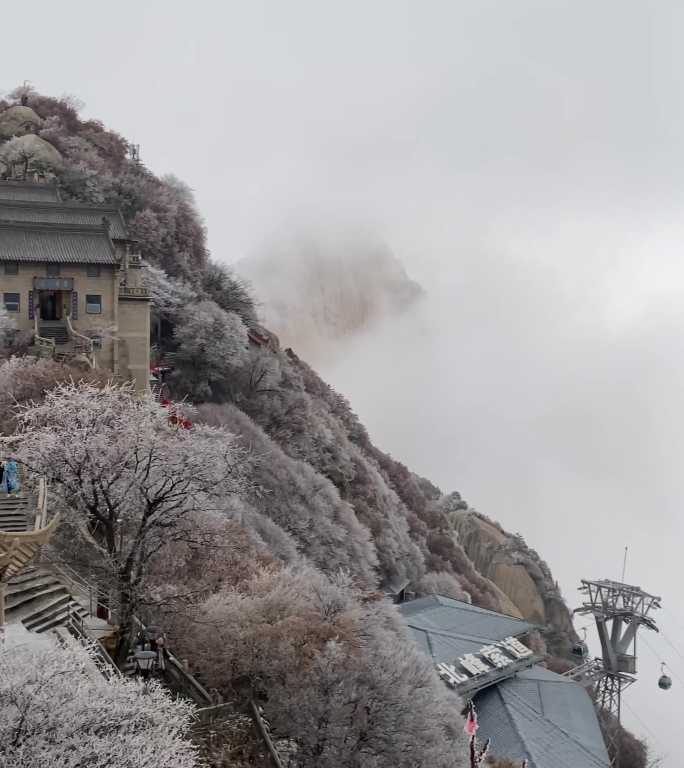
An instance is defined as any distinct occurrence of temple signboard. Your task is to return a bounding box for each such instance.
[33,277,74,291]
[437,635,534,691]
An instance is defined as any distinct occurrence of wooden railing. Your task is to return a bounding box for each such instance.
[62,617,122,681]
[33,310,55,357]
[0,502,60,583]
[130,615,214,706]
[65,314,96,368]
[34,477,48,530]
[164,653,214,706]
[250,701,287,768]
[0,514,60,550]
[119,286,150,298]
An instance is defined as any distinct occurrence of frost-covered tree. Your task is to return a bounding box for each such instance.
[415,571,470,601]
[0,357,108,434]
[201,262,257,325]
[176,564,468,768]
[0,629,198,768]
[9,382,248,652]
[233,348,282,402]
[238,353,426,589]
[172,300,249,401]
[143,262,197,348]
[143,511,276,625]
[0,134,62,179]
[143,262,196,321]
[0,135,35,178]
[197,403,379,585]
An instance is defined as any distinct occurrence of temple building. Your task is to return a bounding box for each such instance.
[399,595,610,768]
[0,179,150,392]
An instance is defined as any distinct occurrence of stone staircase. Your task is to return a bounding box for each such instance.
[0,494,30,532]
[5,566,89,633]
[0,485,110,637]
[39,323,69,345]
[0,492,50,582]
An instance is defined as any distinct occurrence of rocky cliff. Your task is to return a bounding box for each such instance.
[453,510,578,659]
[237,231,423,365]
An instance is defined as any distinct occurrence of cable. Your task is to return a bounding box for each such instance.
[640,634,684,689]
[621,699,669,764]
[659,607,684,634]
[620,639,673,764]
[621,698,660,741]
[658,628,684,667]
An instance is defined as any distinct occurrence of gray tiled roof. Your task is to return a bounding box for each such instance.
[399,595,533,662]
[0,221,116,264]
[476,666,610,768]
[0,200,127,239]
[0,181,60,202]
[399,596,610,768]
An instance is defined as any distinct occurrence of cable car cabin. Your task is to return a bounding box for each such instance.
[571,640,589,659]
[658,664,672,690]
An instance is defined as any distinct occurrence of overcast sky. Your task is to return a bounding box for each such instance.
[4,1,684,762]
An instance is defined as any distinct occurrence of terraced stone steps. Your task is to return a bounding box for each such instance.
[39,324,69,345]
[5,566,88,634]
[0,495,30,532]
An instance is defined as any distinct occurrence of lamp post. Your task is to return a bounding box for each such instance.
[134,649,157,679]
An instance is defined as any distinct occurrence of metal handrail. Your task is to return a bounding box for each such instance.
[42,555,118,622]
[67,608,122,679]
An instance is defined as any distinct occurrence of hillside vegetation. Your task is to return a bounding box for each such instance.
[0,85,649,768]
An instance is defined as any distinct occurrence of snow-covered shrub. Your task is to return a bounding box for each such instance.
[415,571,471,601]
[172,301,249,401]
[174,564,468,768]
[0,627,198,768]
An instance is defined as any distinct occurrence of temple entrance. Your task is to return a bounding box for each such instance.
[38,290,68,321]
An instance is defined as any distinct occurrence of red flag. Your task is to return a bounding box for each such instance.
[464,701,478,737]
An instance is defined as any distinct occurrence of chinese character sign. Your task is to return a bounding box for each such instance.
[436,635,533,687]
[437,662,469,687]
[498,636,533,659]
[480,644,512,669]
[460,653,491,676]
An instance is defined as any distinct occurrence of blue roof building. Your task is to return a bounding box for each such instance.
[399,595,609,768]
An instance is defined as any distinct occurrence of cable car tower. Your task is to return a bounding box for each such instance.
[573,578,661,767]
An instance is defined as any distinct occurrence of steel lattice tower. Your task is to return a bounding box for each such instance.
[573,579,661,768]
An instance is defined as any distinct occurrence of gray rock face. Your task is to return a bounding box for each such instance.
[238,233,423,364]
[0,105,43,139]
[454,510,578,656]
